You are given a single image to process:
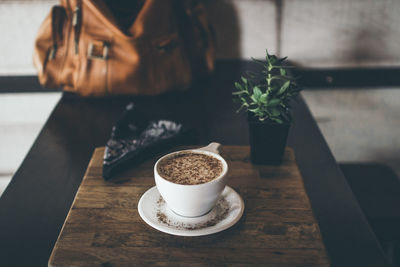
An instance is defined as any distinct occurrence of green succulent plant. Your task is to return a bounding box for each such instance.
[233,50,301,124]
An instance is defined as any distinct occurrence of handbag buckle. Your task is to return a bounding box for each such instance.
[88,41,109,60]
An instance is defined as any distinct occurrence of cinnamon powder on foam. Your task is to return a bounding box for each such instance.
[157,152,223,185]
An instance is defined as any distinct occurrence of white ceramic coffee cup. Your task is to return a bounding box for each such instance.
[154,142,228,217]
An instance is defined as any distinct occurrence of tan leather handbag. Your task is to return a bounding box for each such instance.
[33,0,215,96]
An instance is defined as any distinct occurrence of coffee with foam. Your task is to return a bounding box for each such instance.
[157,152,223,185]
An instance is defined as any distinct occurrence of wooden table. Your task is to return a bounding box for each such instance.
[0,60,388,266]
[49,147,329,266]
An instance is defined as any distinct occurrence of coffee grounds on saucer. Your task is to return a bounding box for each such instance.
[155,196,230,230]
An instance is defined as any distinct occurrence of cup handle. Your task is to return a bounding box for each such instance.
[198,142,221,154]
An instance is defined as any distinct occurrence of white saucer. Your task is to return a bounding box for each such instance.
[138,186,244,236]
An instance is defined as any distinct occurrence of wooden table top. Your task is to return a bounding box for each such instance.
[49,146,329,266]
[0,60,388,266]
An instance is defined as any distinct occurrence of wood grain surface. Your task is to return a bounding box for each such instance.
[49,146,330,266]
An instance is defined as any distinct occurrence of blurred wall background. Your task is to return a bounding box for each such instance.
[0,0,399,195]
[3,0,400,74]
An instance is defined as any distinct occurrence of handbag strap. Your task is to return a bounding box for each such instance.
[48,6,67,60]
[72,0,82,54]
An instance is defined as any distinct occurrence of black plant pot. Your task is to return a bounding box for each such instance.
[248,114,290,165]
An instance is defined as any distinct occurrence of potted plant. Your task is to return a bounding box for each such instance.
[233,50,301,164]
